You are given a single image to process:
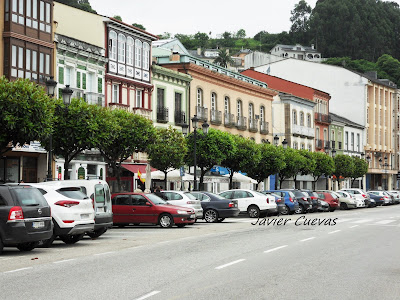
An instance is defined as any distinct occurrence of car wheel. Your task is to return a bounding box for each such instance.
[217,218,225,223]
[59,234,84,244]
[40,233,56,248]
[340,203,348,210]
[87,228,107,239]
[295,205,304,214]
[17,242,38,252]
[159,214,173,228]
[247,205,260,218]
[204,209,218,223]
[176,224,186,228]
[280,205,289,215]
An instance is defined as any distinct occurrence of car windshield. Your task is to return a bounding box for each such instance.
[11,187,48,206]
[197,192,226,200]
[183,192,198,200]
[254,191,267,197]
[147,194,167,205]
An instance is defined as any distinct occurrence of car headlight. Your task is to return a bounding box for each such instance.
[177,210,189,214]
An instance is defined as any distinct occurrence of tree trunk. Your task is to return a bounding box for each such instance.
[199,168,206,191]
[63,160,69,180]
[163,171,168,190]
[229,170,234,190]
[115,163,122,192]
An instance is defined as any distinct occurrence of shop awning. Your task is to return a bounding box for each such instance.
[122,164,156,174]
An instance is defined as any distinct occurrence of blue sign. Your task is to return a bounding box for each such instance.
[180,166,185,177]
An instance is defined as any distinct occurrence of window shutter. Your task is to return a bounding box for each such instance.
[58,66,64,84]
[77,71,81,88]
[82,73,86,89]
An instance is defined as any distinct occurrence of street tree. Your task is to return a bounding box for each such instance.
[333,154,355,186]
[221,136,257,190]
[278,148,306,189]
[295,149,317,188]
[350,156,368,187]
[43,98,102,180]
[310,151,335,190]
[185,129,235,190]
[213,49,234,68]
[147,126,188,188]
[96,109,155,191]
[246,143,286,191]
[0,77,55,156]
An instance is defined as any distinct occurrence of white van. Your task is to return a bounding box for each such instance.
[47,180,113,238]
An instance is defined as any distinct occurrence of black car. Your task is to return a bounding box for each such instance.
[190,191,240,223]
[261,192,287,215]
[281,189,312,214]
[0,185,53,254]
[301,190,320,212]
[318,200,330,212]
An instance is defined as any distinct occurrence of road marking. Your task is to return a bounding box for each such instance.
[215,259,246,270]
[349,225,359,228]
[157,241,170,244]
[375,220,396,225]
[351,219,372,224]
[328,230,341,234]
[338,218,354,223]
[4,267,32,273]
[135,291,161,300]
[264,245,288,253]
[53,259,76,264]
[94,251,115,256]
[300,237,315,242]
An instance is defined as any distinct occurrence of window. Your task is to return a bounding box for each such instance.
[308,144,312,151]
[117,34,126,63]
[301,143,305,150]
[135,40,142,68]
[112,84,119,103]
[300,112,304,126]
[224,96,230,114]
[157,88,164,108]
[293,110,297,125]
[260,106,265,122]
[249,103,254,119]
[113,195,130,206]
[307,114,311,127]
[175,93,182,112]
[323,129,328,142]
[211,93,217,111]
[136,89,143,107]
[293,142,298,149]
[345,131,349,150]
[237,100,242,116]
[351,132,354,151]
[143,42,150,70]
[126,37,134,66]
[357,133,360,152]
[197,88,203,107]
[109,31,117,61]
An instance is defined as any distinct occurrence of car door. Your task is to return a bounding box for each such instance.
[233,190,252,211]
[112,194,132,224]
[131,194,157,224]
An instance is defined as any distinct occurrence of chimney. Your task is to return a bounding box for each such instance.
[170,52,180,62]
[311,44,315,49]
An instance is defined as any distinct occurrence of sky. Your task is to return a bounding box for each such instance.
[89,0,400,38]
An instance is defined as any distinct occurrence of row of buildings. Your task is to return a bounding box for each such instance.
[1,1,398,192]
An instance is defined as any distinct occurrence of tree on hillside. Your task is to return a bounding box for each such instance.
[213,49,234,68]
[147,127,187,189]
[113,15,122,21]
[55,0,96,13]
[0,77,55,156]
[290,0,312,44]
[132,23,146,30]
[193,32,209,49]
[236,29,246,39]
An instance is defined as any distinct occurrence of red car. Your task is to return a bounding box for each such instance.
[111,193,196,228]
[316,191,339,212]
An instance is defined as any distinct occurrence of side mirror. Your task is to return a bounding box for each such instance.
[145,202,152,206]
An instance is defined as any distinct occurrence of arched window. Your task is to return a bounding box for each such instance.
[293,110,297,125]
[249,103,254,119]
[308,144,312,151]
[197,88,203,107]
[118,34,126,63]
[260,106,265,122]
[224,96,230,114]
[293,142,298,150]
[135,40,142,68]
[237,100,242,116]
[301,143,305,150]
[109,31,117,61]
[307,113,312,127]
[211,93,217,111]
[126,37,134,66]
[143,42,150,70]
[300,112,304,126]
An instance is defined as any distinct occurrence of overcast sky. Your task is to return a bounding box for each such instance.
[89,0,400,38]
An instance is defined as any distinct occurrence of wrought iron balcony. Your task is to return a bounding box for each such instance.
[175,111,186,126]
[210,109,222,125]
[157,107,169,123]
[324,140,331,149]
[315,139,324,149]
[224,113,236,128]
[248,118,258,133]
[315,112,331,124]
[260,121,269,134]
[236,116,247,131]
[196,106,208,122]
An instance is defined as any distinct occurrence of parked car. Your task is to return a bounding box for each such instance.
[36,180,113,238]
[157,191,203,219]
[28,183,95,246]
[330,191,357,210]
[367,192,386,206]
[261,192,287,215]
[386,191,400,204]
[300,190,320,212]
[339,188,372,207]
[280,189,312,214]
[190,191,240,223]
[0,184,53,254]
[219,189,277,218]
[112,192,195,228]
[368,191,392,206]
[315,191,339,212]
[318,200,330,212]
[265,190,299,215]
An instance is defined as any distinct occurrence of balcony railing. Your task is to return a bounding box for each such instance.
[324,140,330,149]
[210,110,222,125]
[132,107,152,120]
[157,107,169,123]
[196,106,208,122]
[338,141,342,150]
[175,111,186,126]
[224,113,236,128]
[70,87,84,99]
[315,112,331,124]
[109,102,129,111]
[315,139,324,149]
[236,116,247,130]
[292,124,315,138]
[85,92,105,107]
[260,121,269,134]
[248,118,258,132]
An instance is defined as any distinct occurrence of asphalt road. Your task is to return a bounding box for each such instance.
[1,205,400,300]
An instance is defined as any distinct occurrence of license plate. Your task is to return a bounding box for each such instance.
[32,221,44,229]
[96,207,105,213]
[81,214,90,219]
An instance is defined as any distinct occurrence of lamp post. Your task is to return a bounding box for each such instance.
[45,76,57,181]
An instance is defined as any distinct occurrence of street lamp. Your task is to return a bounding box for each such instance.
[331,148,336,158]
[61,85,73,105]
[282,139,288,149]
[273,135,279,146]
[45,76,57,181]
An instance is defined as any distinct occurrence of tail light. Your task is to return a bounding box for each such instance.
[311,196,317,200]
[289,197,294,203]
[8,206,24,220]
[380,197,384,200]
[266,198,269,204]
[362,194,367,198]
[228,202,235,208]
[62,220,75,223]
[55,200,80,208]
[302,197,307,201]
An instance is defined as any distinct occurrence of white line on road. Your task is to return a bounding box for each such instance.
[351,219,372,224]
[375,220,396,225]
[349,225,359,228]
[53,259,76,264]
[328,230,341,234]
[4,267,32,273]
[135,291,161,300]
[215,259,246,270]
[94,251,115,256]
[300,237,316,242]
[264,245,288,253]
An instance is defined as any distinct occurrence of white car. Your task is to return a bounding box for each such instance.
[158,191,203,219]
[219,189,277,218]
[338,188,370,202]
[29,182,95,246]
[386,191,400,204]
[332,191,358,209]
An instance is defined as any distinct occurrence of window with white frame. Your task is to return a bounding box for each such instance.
[249,103,254,119]
[307,113,311,127]
[345,131,348,150]
[211,93,217,111]
[351,132,354,151]
[293,110,297,124]
[293,142,298,149]
[118,34,126,63]
[357,133,360,152]
[136,89,143,107]
[301,143,305,150]
[237,100,242,116]
[308,144,312,151]
[197,88,203,107]
[260,106,265,122]
[112,84,119,103]
[143,42,150,70]
[224,96,230,114]
[126,37,134,66]
[300,112,304,126]
[109,31,117,61]
[135,40,142,68]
